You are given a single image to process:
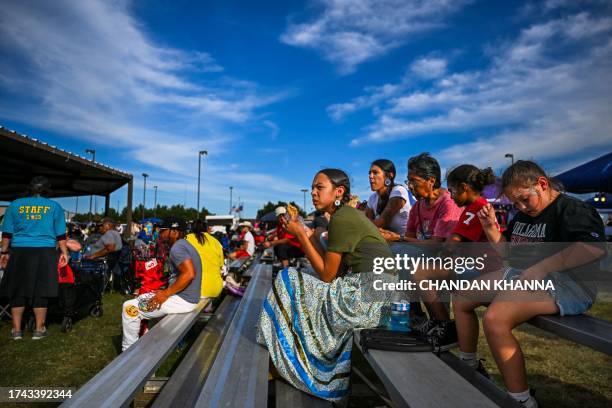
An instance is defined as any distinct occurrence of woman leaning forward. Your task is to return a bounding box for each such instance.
[257,169,396,402]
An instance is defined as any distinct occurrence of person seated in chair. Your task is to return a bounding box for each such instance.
[263,207,305,268]
[82,218,122,260]
[228,221,255,260]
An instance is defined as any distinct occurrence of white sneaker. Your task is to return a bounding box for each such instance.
[32,328,48,340]
[518,395,538,408]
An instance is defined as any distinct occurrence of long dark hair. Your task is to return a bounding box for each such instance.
[318,168,351,205]
[371,159,397,216]
[191,218,208,246]
[447,165,496,193]
[408,153,441,188]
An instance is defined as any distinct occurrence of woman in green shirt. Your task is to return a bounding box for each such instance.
[257,169,395,402]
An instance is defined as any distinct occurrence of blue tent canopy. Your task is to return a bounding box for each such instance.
[140,217,163,224]
[554,152,612,194]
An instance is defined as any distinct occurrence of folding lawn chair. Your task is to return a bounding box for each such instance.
[0,300,11,320]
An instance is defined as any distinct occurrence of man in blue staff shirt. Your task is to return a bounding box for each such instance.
[0,176,68,340]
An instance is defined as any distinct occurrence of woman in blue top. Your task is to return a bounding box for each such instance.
[0,177,68,340]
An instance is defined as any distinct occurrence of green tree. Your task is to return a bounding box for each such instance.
[71,205,212,224]
[255,200,306,219]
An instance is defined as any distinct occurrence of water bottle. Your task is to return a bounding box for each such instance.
[389,301,411,332]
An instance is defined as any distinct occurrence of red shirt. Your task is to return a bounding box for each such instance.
[452,197,494,242]
[453,197,502,272]
[275,225,302,249]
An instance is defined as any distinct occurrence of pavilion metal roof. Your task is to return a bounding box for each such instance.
[0,126,132,201]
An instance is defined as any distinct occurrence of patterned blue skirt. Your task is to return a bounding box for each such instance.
[257,267,392,402]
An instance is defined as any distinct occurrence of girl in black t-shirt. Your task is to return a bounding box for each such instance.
[453,160,605,408]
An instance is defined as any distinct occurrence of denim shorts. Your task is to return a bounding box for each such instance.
[457,268,481,280]
[502,267,593,316]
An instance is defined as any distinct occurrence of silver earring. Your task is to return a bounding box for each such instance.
[384,179,391,186]
[334,199,341,207]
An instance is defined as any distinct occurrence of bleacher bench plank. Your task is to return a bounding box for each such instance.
[529,314,612,355]
[152,296,241,407]
[353,330,499,408]
[228,257,250,272]
[242,261,268,278]
[63,298,210,408]
[438,353,520,408]
[194,263,273,408]
[275,380,333,408]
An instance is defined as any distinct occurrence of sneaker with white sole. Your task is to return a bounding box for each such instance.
[517,394,538,408]
[10,329,23,340]
[32,328,48,340]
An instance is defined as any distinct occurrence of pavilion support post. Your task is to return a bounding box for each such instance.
[104,194,110,217]
[125,177,133,239]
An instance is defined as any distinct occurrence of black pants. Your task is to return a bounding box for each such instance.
[274,243,304,261]
[10,296,48,308]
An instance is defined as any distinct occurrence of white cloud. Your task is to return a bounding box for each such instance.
[0,0,300,216]
[281,0,470,74]
[334,10,612,168]
[410,57,448,79]
[0,0,287,169]
[327,83,402,121]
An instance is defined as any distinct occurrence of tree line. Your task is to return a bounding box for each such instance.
[70,201,307,224]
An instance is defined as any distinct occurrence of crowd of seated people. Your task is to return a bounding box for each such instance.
[2,156,606,408]
[256,155,606,408]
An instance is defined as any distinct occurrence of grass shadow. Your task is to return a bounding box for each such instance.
[527,374,611,408]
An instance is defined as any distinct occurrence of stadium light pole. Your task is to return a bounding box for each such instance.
[505,153,514,166]
[85,148,96,220]
[197,150,208,217]
[301,189,308,214]
[142,173,149,223]
[153,185,158,218]
[229,186,234,214]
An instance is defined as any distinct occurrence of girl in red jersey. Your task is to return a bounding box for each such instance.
[446,164,503,274]
[446,165,497,244]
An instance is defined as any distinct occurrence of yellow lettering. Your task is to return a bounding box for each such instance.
[19,206,24,214]
[44,206,51,214]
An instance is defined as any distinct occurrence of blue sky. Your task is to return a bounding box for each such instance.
[1,0,611,217]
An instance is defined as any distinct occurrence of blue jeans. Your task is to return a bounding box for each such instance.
[502,267,593,316]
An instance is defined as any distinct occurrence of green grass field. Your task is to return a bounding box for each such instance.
[1,292,611,407]
[463,295,612,408]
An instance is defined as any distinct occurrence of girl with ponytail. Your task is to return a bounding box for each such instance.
[184,219,224,299]
[258,168,395,402]
[446,164,498,243]
[365,159,412,234]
